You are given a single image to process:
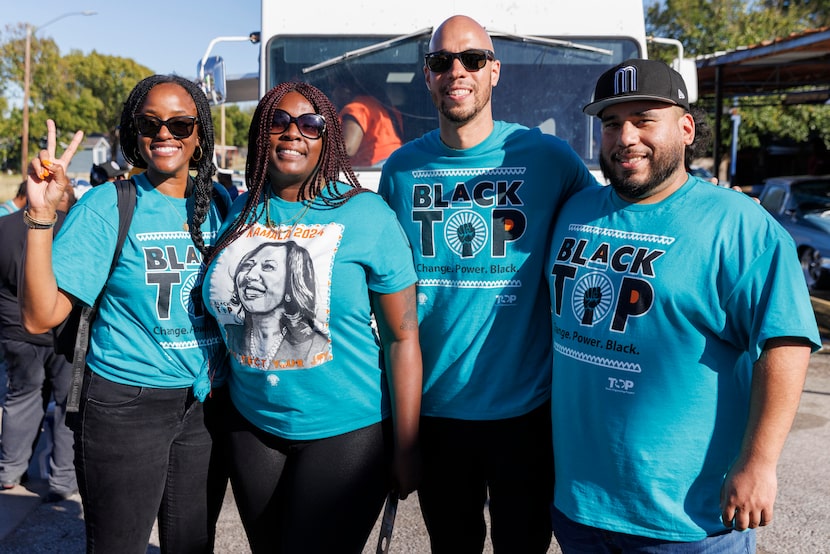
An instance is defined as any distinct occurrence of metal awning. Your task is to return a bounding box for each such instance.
[695,27,830,170]
[697,27,830,98]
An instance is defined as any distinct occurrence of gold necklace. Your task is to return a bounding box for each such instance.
[159,191,190,231]
[265,191,313,229]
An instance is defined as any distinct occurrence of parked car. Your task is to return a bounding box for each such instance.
[758,175,830,290]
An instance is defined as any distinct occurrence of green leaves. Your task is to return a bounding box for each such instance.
[647,0,830,158]
[0,25,153,170]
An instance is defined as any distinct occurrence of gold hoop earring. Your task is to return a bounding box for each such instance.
[192,145,204,162]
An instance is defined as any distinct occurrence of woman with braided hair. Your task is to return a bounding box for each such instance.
[20,74,231,553]
[202,81,422,553]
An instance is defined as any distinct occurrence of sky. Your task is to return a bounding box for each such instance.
[2,0,262,79]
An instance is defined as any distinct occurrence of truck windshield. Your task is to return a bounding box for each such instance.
[265,34,640,171]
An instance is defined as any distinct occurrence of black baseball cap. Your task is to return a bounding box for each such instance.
[583,58,690,116]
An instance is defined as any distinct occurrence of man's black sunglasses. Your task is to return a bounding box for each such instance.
[270,109,326,139]
[424,49,495,73]
[134,115,198,140]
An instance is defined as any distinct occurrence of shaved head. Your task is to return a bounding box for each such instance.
[429,15,494,53]
[425,15,500,148]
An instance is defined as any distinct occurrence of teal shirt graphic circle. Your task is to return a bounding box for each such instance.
[444,210,487,258]
[572,272,614,326]
[182,272,201,318]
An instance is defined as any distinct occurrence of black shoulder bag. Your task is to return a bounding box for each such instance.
[56,179,136,412]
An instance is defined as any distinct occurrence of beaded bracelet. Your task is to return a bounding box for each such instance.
[23,209,58,230]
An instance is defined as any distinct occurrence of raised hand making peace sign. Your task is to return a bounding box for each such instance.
[26,119,84,220]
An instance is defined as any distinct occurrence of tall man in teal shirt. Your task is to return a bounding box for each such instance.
[379,15,597,553]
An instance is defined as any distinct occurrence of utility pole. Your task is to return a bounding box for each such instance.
[19,11,97,176]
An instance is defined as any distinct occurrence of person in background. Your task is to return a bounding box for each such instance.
[202,81,421,553]
[216,169,240,202]
[0,181,27,400]
[685,106,720,185]
[74,160,131,200]
[0,181,27,217]
[0,186,76,501]
[378,15,597,553]
[547,58,819,552]
[89,159,129,187]
[331,75,404,168]
[19,74,230,553]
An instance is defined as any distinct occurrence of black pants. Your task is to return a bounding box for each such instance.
[203,385,232,552]
[418,401,554,553]
[224,401,391,554]
[74,371,212,554]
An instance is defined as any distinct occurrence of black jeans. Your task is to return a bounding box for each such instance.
[418,401,554,554]
[75,370,212,554]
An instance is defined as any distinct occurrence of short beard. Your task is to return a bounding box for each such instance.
[434,86,491,125]
[440,101,476,124]
[600,147,683,200]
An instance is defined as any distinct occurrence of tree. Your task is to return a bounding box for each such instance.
[646,0,827,57]
[210,103,254,169]
[0,24,152,171]
[212,103,254,148]
[63,51,153,157]
[646,0,830,169]
[0,24,64,169]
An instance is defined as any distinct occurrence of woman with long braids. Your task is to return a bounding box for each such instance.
[202,81,422,553]
[20,74,231,553]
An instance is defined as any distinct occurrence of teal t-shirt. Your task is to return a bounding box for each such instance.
[546,176,821,541]
[0,199,19,217]
[379,121,598,419]
[53,174,229,395]
[203,188,416,440]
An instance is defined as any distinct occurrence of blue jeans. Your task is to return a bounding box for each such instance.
[0,339,76,495]
[75,370,212,554]
[551,505,757,553]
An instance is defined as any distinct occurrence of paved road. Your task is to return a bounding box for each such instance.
[1,322,829,552]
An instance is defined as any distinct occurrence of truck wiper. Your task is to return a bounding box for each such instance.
[301,28,433,74]
[489,29,613,56]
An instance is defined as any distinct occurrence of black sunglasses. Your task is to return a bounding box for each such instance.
[270,109,326,140]
[134,114,198,140]
[424,49,495,73]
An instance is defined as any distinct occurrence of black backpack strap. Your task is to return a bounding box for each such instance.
[66,179,137,412]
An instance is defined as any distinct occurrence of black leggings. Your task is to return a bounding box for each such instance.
[225,402,391,554]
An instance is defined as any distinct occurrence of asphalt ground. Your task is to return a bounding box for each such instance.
[1,296,829,553]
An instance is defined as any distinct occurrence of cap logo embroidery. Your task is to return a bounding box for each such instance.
[613,66,638,94]
[678,89,686,100]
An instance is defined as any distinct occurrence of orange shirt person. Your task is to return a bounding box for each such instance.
[341,95,403,167]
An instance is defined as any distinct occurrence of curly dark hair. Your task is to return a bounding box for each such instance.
[207,81,366,264]
[119,74,217,255]
[685,106,713,169]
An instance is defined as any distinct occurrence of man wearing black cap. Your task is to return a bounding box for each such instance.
[545,58,819,552]
[90,160,128,187]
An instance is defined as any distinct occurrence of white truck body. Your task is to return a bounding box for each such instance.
[206,0,694,188]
